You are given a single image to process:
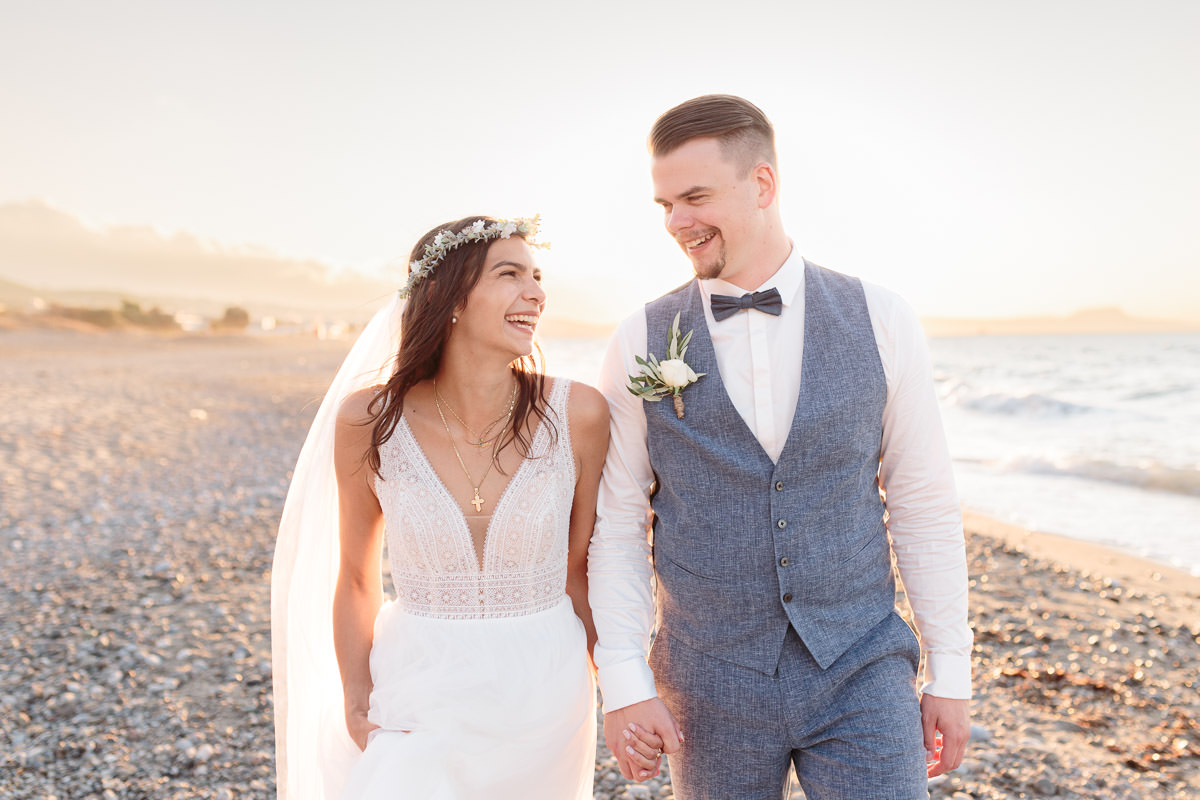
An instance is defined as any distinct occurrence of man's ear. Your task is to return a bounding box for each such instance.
[753,162,778,209]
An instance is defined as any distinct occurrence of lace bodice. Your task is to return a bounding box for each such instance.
[374,378,576,619]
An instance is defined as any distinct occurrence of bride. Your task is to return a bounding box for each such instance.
[272,216,660,798]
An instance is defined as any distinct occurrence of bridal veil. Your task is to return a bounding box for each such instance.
[271,296,403,799]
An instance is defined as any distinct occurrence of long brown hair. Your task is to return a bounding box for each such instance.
[365,216,555,476]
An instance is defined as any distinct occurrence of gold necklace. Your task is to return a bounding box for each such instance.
[434,389,506,513]
[434,380,517,448]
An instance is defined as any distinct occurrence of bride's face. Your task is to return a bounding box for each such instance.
[452,237,545,360]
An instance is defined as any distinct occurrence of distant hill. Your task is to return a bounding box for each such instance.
[0,199,395,323]
[0,276,391,325]
[921,307,1200,337]
[0,276,40,306]
[0,275,613,337]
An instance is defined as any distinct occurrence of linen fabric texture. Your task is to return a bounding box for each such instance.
[645,262,896,674]
[589,249,972,712]
[642,262,927,797]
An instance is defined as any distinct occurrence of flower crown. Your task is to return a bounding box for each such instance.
[397,215,545,299]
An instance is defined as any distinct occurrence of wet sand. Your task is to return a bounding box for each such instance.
[0,330,1196,799]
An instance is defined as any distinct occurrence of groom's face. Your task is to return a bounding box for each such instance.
[651,136,762,282]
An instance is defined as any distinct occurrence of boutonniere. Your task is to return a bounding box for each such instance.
[627,312,706,419]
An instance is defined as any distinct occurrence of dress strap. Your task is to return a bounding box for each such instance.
[546,377,572,461]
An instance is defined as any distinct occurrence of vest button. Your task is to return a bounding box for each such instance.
[776,519,787,529]
[779,556,790,567]
[774,481,784,491]
[782,593,794,603]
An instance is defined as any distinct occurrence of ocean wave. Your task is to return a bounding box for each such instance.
[946,388,1096,417]
[994,455,1200,497]
[1121,384,1196,402]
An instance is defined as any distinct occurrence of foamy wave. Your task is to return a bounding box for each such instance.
[998,455,1200,497]
[944,386,1096,417]
[1122,384,1195,402]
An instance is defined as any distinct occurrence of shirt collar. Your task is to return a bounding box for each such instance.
[699,241,804,308]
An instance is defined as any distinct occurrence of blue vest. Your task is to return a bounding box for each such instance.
[644,261,895,674]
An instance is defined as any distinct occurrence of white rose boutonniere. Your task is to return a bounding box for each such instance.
[627,312,706,418]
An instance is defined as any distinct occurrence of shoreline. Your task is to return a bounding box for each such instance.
[961,507,1200,631]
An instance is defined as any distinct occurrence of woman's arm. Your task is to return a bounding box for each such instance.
[332,388,386,750]
[565,380,611,668]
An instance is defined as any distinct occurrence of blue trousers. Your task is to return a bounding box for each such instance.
[650,612,927,800]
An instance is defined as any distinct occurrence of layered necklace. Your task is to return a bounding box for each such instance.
[434,379,517,448]
[433,379,518,514]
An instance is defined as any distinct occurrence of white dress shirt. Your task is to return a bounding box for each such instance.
[589,247,973,712]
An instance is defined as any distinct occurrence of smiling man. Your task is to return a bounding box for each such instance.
[589,94,973,799]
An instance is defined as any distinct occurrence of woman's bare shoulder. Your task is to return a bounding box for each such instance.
[338,385,386,427]
[558,378,609,430]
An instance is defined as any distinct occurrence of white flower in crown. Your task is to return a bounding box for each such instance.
[398,215,546,299]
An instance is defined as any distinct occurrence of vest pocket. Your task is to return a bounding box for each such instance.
[655,552,726,583]
[838,526,886,566]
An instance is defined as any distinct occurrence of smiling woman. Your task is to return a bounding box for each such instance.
[271,215,629,799]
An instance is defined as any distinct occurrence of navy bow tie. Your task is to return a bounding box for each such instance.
[709,287,784,322]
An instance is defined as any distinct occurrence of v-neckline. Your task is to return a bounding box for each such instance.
[397,379,556,572]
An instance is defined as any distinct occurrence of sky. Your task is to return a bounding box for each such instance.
[1,0,1198,323]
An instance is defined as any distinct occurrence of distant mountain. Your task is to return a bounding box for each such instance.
[0,275,391,325]
[0,200,394,323]
[0,276,40,306]
[922,307,1200,337]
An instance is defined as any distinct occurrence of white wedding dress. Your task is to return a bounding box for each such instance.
[341,376,596,799]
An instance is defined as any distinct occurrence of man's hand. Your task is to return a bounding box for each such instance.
[603,697,683,781]
[921,694,970,777]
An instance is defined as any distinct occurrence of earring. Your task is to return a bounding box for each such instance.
[451,316,458,324]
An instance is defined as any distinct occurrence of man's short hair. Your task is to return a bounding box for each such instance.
[649,94,777,174]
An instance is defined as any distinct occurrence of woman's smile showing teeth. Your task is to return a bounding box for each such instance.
[506,314,538,332]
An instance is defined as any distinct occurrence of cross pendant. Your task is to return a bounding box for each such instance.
[470,488,484,513]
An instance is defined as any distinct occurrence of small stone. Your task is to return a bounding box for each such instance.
[1033,776,1058,795]
[1050,719,1088,734]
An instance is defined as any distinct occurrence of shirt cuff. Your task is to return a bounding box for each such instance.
[921,652,973,700]
[596,657,658,713]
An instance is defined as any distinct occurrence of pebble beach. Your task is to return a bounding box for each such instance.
[1,330,1197,799]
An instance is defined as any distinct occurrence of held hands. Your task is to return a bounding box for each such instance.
[604,697,684,781]
[921,694,970,777]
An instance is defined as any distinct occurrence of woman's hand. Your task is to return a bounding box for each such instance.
[346,708,380,751]
[622,720,670,780]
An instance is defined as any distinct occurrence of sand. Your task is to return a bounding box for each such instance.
[0,329,1196,799]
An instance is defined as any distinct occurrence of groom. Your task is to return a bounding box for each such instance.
[590,94,972,798]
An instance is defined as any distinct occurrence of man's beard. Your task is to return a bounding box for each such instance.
[685,235,726,280]
[692,251,726,280]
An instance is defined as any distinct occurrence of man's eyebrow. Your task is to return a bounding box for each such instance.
[653,185,711,205]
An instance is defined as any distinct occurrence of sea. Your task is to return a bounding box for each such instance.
[540,332,1200,576]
